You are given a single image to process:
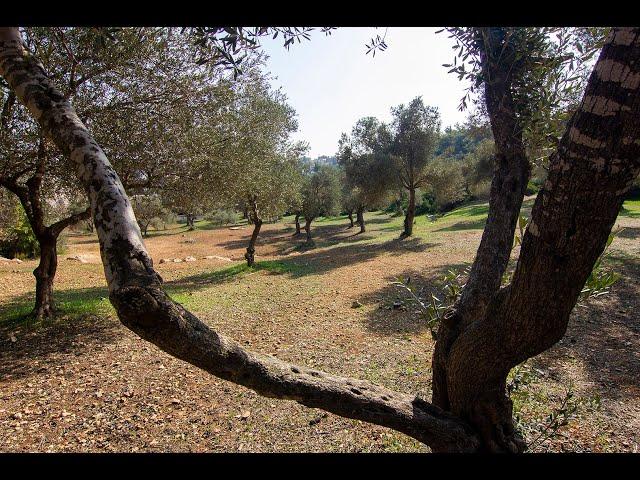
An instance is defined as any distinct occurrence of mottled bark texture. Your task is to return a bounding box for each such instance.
[431,27,640,452]
[0,27,481,452]
[244,196,262,267]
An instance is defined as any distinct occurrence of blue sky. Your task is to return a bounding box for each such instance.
[259,27,469,158]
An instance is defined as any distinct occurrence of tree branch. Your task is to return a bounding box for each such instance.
[0,26,480,453]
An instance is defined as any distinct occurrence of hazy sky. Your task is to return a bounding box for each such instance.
[260,27,469,158]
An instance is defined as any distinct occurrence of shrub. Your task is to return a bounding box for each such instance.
[0,206,39,259]
[206,209,238,226]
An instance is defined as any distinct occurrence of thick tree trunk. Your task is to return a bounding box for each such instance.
[401,187,416,237]
[432,27,640,452]
[304,217,314,243]
[347,210,354,228]
[32,233,57,319]
[356,206,365,233]
[244,197,262,267]
[293,213,301,236]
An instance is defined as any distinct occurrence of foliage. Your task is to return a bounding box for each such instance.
[440,27,610,167]
[301,163,342,221]
[131,194,170,237]
[392,265,471,339]
[0,204,39,259]
[579,228,622,302]
[206,208,239,226]
[508,362,602,452]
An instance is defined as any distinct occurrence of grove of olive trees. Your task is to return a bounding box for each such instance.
[0,25,638,454]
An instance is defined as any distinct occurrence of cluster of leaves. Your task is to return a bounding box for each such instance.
[440,27,610,167]
[0,204,38,259]
[186,27,336,78]
[508,362,602,452]
[579,228,623,302]
[392,265,471,339]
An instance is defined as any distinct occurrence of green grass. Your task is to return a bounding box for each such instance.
[3,195,636,329]
[620,199,640,218]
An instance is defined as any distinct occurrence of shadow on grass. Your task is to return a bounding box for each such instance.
[358,264,470,336]
[435,218,487,232]
[0,313,123,382]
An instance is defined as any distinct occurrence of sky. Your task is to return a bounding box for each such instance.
[259,27,469,158]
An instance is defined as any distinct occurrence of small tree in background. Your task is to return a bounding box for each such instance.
[338,118,396,233]
[389,97,441,237]
[300,163,341,244]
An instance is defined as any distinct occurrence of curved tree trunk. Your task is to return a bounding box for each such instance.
[304,217,314,243]
[347,210,354,228]
[356,206,365,233]
[402,187,416,237]
[432,27,640,452]
[244,196,262,267]
[3,26,640,454]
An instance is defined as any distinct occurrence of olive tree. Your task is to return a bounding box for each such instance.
[389,97,441,237]
[337,117,395,233]
[300,163,341,244]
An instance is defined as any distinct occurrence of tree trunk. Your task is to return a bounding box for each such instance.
[347,210,354,228]
[402,187,416,237]
[431,27,640,452]
[293,213,301,236]
[244,197,262,267]
[356,206,365,233]
[32,232,57,319]
[186,213,195,230]
[304,217,314,243]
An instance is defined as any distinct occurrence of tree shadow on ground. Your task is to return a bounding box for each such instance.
[434,218,487,232]
[214,220,383,256]
[0,313,123,382]
[358,264,470,337]
[529,255,640,403]
[170,236,439,291]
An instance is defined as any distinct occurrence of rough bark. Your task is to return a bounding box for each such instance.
[433,27,640,452]
[244,196,262,267]
[356,205,365,233]
[347,210,354,228]
[0,27,481,453]
[304,217,314,243]
[433,27,531,415]
[32,232,56,319]
[401,187,416,237]
[0,136,90,319]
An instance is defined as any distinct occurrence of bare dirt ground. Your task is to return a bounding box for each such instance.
[1,205,639,452]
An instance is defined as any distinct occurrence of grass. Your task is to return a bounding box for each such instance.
[620,199,640,218]
[0,195,634,328]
